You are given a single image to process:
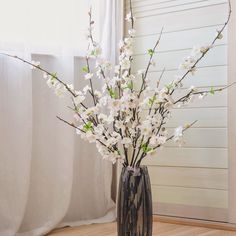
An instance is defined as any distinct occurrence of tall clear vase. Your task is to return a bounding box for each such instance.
[117,166,153,236]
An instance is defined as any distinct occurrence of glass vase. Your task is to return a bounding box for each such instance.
[117,165,153,236]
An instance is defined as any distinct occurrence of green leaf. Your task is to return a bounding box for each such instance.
[83,121,93,132]
[127,82,133,90]
[148,49,154,56]
[141,143,153,153]
[123,82,133,90]
[108,88,117,99]
[82,66,89,73]
[148,95,156,106]
[91,50,95,56]
[165,83,174,90]
[209,87,215,95]
[51,72,57,79]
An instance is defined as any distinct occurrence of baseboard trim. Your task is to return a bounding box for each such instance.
[154,215,236,231]
[153,202,228,222]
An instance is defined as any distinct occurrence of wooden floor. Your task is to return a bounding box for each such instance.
[48,222,236,236]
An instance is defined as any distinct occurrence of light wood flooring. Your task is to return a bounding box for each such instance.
[48,222,236,236]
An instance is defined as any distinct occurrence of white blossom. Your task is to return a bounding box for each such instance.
[173,126,184,146]
[84,73,93,80]
[216,30,223,39]
[150,59,156,67]
[31,61,40,69]
[120,57,131,70]
[55,84,66,97]
[121,137,132,148]
[128,29,136,37]
[125,12,136,22]
[73,94,85,106]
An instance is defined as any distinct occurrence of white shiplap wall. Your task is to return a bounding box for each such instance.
[125,0,228,221]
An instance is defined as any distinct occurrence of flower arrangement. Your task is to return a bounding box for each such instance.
[2,0,233,168]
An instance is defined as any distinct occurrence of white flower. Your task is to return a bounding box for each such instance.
[150,59,156,67]
[84,73,93,80]
[115,120,125,131]
[150,136,158,147]
[119,40,125,49]
[199,93,207,99]
[114,65,120,74]
[94,90,102,98]
[121,137,132,148]
[128,29,136,37]
[55,84,66,97]
[139,120,152,137]
[216,30,223,39]
[85,106,99,115]
[191,45,211,56]
[43,72,48,79]
[124,37,134,46]
[120,57,131,70]
[125,12,136,22]
[31,61,40,69]
[74,94,85,105]
[67,84,74,91]
[46,77,58,88]
[85,131,97,143]
[173,126,184,145]
[83,85,91,94]
[98,113,108,123]
[189,85,195,91]
[179,56,195,70]
[157,135,167,145]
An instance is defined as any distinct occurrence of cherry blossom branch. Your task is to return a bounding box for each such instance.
[174,82,236,105]
[171,0,231,95]
[138,27,164,97]
[136,120,198,167]
[1,53,79,97]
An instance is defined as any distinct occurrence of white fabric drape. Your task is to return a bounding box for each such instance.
[0,0,123,233]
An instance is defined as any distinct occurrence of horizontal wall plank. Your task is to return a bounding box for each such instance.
[152,185,228,208]
[171,87,227,108]
[126,0,211,9]
[132,44,227,72]
[132,4,228,36]
[142,147,228,168]
[154,202,228,222]
[131,1,227,18]
[148,166,228,190]
[148,66,227,88]
[133,25,227,54]
[141,107,227,126]
[167,107,227,127]
[165,128,227,148]
[126,0,227,11]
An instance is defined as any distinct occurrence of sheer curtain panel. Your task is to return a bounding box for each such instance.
[0,0,123,235]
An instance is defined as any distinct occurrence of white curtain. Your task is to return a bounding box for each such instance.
[0,0,123,235]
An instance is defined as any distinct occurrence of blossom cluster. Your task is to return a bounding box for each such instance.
[21,3,230,167]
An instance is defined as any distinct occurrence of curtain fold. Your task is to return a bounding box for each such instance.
[0,0,123,235]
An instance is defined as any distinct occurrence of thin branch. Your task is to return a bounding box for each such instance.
[56,116,84,132]
[154,120,198,150]
[1,53,78,98]
[138,27,164,97]
[171,0,232,94]
[174,82,236,105]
